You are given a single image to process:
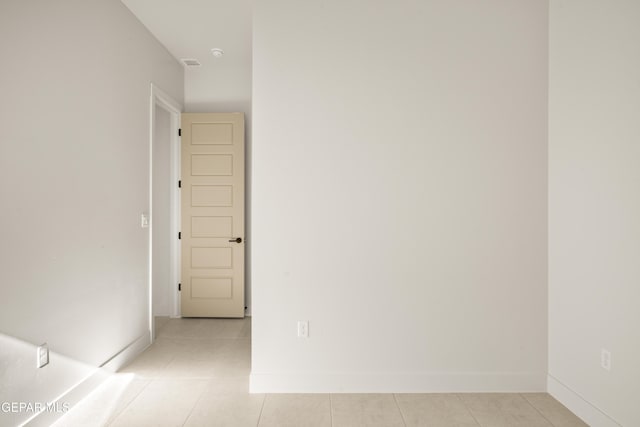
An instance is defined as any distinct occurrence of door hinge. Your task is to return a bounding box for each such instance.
[178,180,181,188]
[178,283,181,291]
[178,128,182,137]
[178,232,181,240]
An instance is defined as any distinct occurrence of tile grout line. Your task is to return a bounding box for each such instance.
[392,393,408,427]
[157,336,249,341]
[256,392,268,427]
[179,379,212,427]
[456,393,483,427]
[521,393,557,427]
[329,393,334,427]
[105,379,153,427]
[105,377,162,427]
[107,333,181,425]
[107,379,152,426]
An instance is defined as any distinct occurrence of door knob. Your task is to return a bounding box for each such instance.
[229,237,242,243]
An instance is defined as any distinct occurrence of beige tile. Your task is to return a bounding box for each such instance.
[331,394,405,427]
[109,379,208,427]
[208,339,252,377]
[206,359,251,378]
[239,318,252,338]
[205,337,251,360]
[203,318,252,339]
[168,317,250,340]
[54,318,255,426]
[522,394,588,427]
[153,336,249,359]
[51,376,149,427]
[183,390,265,427]
[151,336,204,353]
[459,393,553,427]
[396,393,480,427]
[152,336,226,358]
[156,339,250,379]
[118,345,175,379]
[156,318,224,339]
[258,394,331,427]
[205,377,252,394]
[158,355,221,379]
[102,378,150,425]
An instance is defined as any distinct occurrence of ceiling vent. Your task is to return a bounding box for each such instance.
[181,58,201,67]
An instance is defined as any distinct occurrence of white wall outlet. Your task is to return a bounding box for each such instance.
[297,321,309,338]
[601,349,611,371]
[141,213,150,228]
[37,343,49,368]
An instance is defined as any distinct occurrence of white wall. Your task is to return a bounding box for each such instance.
[548,1,640,425]
[0,334,95,427]
[152,106,172,317]
[0,0,183,424]
[252,0,548,392]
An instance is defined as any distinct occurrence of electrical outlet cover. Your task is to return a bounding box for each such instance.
[297,321,309,338]
[601,349,611,371]
[37,343,49,368]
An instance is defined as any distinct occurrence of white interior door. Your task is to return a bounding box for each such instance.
[181,113,244,317]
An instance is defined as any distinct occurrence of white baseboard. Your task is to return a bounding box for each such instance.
[547,375,621,427]
[249,371,546,393]
[100,332,151,372]
[24,331,151,427]
[23,370,109,427]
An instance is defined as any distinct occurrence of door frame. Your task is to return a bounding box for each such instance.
[179,113,246,318]
[149,83,183,342]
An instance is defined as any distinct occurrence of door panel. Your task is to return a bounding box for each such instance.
[181,113,244,317]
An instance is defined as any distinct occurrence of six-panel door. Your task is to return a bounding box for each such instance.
[181,113,244,317]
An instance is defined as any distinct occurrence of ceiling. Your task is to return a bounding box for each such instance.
[121,0,252,69]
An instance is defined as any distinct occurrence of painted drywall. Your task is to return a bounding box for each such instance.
[152,106,172,316]
[0,334,95,427]
[0,0,183,424]
[252,0,548,392]
[548,1,640,425]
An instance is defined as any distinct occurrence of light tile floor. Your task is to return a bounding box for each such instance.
[53,318,587,427]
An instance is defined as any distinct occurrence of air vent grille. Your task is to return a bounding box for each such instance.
[181,58,201,67]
